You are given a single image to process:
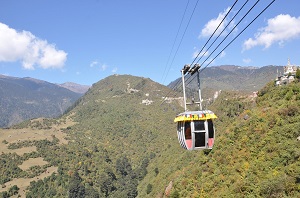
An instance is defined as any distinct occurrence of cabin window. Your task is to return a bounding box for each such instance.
[195,132,205,147]
[184,122,191,139]
[194,120,205,131]
[177,121,183,132]
[207,119,214,138]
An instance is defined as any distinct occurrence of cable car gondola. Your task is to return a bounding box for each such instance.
[174,64,217,150]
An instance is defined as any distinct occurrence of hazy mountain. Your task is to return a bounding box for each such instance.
[57,82,90,94]
[0,75,83,128]
[168,65,283,97]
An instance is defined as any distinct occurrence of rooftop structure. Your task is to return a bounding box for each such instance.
[276,58,299,86]
[284,58,298,75]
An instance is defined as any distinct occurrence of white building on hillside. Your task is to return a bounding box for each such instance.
[276,58,299,86]
[284,58,298,75]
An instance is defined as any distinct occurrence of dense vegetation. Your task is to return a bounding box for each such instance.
[0,74,299,197]
[158,80,300,197]
[1,75,181,197]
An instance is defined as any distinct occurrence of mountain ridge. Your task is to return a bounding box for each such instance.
[0,75,84,128]
[0,74,299,197]
[168,65,283,99]
[57,82,90,94]
[0,65,282,127]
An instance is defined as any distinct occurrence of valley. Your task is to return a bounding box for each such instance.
[0,116,75,197]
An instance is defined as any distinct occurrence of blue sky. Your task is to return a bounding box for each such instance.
[1,0,300,85]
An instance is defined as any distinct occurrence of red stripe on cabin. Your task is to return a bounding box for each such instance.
[208,138,214,148]
[186,139,192,149]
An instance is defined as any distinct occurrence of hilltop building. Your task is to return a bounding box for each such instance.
[284,58,298,75]
[275,58,299,86]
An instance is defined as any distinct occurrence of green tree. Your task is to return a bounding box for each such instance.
[0,191,9,198]
[170,189,180,198]
[146,184,152,194]
[154,167,159,176]
[99,173,115,197]
[296,68,300,80]
[116,156,132,176]
[8,185,19,196]
[85,185,99,198]
[68,171,85,198]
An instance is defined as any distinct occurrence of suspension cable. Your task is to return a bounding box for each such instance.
[161,0,191,84]
[187,0,276,86]
[162,0,238,102]
[162,0,276,105]
[161,0,199,85]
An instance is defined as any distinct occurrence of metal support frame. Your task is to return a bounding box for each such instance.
[181,69,187,111]
[197,71,203,111]
[181,64,203,111]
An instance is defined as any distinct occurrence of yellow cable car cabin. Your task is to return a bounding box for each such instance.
[175,64,217,150]
[174,110,217,150]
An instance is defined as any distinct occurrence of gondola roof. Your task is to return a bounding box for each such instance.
[174,110,217,122]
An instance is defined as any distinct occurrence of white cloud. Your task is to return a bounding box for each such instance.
[90,61,98,67]
[219,51,226,58]
[90,61,109,71]
[39,43,67,69]
[0,22,67,69]
[101,64,108,71]
[112,67,118,73]
[200,7,235,38]
[243,14,300,51]
[243,58,251,64]
[192,47,209,59]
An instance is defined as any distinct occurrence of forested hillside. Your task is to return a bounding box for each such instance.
[153,80,300,197]
[0,75,182,197]
[0,74,299,197]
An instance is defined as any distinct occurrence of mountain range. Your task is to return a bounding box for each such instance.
[0,75,87,128]
[0,71,299,197]
[0,65,282,128]
[168,65,283,98]
[57,82,90,94]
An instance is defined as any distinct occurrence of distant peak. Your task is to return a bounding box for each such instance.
[217,65,258,71]
[23,77,47,84]
[58,82,90,94]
